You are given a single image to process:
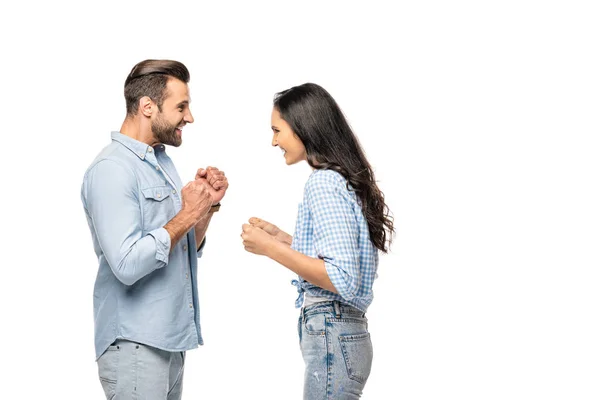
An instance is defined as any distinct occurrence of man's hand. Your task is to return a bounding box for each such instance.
[181,180,212,222]
[165,180,213,249]
[249,217,292,246]
[195,166,228,205]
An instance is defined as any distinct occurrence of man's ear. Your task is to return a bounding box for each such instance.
[139,96,154,117]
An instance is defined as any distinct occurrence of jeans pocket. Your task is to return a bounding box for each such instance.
[304,313,326,336]
[339,332,373,384]
[167,352,186,396]
[97,345,119,399]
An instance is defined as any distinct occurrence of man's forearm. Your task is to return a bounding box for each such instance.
[164,211,198,251]
[194,209,215,250]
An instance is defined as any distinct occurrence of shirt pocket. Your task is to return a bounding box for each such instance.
[141,185,174,232]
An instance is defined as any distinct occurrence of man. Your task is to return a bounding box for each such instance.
[81,59,228,399]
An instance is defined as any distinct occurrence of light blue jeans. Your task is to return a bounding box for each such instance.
[299,301,373,400]
[96,339,185,400]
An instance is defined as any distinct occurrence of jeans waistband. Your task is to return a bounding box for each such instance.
[302,300,366,319]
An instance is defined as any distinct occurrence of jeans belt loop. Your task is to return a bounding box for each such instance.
[333,300,341,319]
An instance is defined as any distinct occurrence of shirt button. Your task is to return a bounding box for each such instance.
[189,304,193,309]
[183,245,188,251]
[172,189,176,194]
[139,153,144,158]
[147,147,152,152]
[156,166,160,170]
[185,273,189,279]
[156,193,161,198]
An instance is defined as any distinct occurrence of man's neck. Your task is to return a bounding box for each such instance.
[120,117,157,146]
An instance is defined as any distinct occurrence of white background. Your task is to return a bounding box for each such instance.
[1,1,599,399]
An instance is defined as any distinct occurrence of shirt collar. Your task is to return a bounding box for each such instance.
[111,131,166,160]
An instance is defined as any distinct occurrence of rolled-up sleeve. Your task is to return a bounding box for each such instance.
[148,227,171,264]
[306,174,360,300]
[83,159,170,285]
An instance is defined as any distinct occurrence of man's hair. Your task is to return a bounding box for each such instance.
[124,59,190,116]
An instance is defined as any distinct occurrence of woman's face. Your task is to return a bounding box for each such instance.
[271,107,307,165]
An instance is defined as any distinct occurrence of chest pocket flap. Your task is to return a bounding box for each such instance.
[141,186,171,201]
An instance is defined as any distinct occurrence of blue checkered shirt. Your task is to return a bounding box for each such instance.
[291,169,379,312]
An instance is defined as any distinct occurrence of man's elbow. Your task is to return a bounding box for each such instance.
[111,258,143,286]
[113,269,139,286]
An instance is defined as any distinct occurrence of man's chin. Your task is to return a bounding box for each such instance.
[171,132,183,147]
[159,136,182,147]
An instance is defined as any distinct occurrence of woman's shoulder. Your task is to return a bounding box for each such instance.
[304,169,352,200]
[306,169,347,188]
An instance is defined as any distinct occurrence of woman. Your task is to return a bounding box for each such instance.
[241,83,394,399]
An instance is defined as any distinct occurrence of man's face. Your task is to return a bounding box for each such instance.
[151,78,194,147]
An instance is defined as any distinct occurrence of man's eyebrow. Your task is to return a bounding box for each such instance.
[176,100,190,107]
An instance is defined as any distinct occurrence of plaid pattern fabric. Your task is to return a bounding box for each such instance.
[291,169,378,312]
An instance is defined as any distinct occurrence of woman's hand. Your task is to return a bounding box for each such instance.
[248,217,293,246]
[241,223,279,256]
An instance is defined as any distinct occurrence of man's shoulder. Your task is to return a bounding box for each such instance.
[85,141,136,175]
[80,143,142,202]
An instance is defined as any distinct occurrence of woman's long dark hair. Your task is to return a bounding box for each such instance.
[274,83,395,252]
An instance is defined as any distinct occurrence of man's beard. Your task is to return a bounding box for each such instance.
[152,114,182,147]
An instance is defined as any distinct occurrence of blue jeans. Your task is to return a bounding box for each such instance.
[299,301,373,400]
[96,339,185,400]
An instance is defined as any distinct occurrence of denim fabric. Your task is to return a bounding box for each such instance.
[299,301,373,399]
[81,132,204,359]
[97,339,185,400]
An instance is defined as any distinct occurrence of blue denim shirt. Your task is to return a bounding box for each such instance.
[81,132,204,360]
